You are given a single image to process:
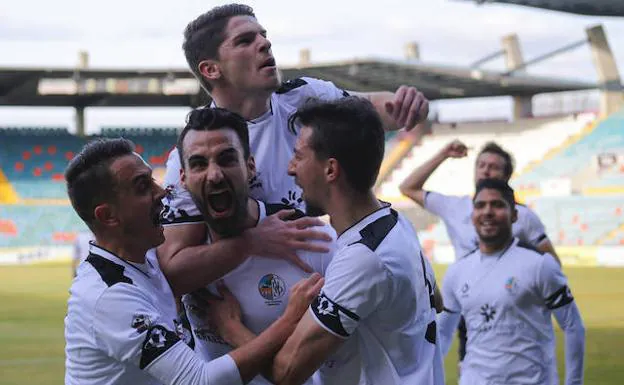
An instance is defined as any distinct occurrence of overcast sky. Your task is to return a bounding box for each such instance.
[0,0,622,131]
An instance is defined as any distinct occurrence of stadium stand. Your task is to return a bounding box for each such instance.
[377,110,623,255]
[514,113,624,193]
[0,126,179,249]
[0,204,85,248]
[378,114,595,200]
[99,127,178,167]
[0,127,84,199]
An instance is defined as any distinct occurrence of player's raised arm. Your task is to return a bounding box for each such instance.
[399,139,468,207]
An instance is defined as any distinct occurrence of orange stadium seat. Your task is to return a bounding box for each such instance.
[33,145,42,155]
[0,219,18,236]
[14,162,24,172]
[22,151,31,160]
[48,145,57,155]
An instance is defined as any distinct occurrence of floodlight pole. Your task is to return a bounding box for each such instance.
[586,25,623,117]
[501,34,532,120]
[75,50,88,137]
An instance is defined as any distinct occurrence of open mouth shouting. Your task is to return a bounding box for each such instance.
[207,189,235,219]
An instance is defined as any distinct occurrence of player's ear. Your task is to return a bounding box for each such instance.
[247,155,257,181]
[198,59,221,83]
[180,166,187,188]
[94,203,119,229]
[325,158,339,183]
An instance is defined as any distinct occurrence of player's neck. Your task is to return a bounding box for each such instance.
[479,236,513,255]
[94,235,147,264]
[208,198,259,242]
[210,88,271,121]
[329,190,382,236]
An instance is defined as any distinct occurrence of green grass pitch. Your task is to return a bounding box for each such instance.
[1,263,623,384]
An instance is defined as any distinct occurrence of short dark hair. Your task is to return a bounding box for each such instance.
[478,141,514,180]
[183,4,256,92]
[292,96,385,193]
[65,138,135,230]
[474,178,516,209]
[177,107,250,167]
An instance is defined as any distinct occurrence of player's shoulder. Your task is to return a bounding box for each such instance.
[274,77,347,100]
[349,208,400,253]
[515,202,540,219]
[514,239,546,257]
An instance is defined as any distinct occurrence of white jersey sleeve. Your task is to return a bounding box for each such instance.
[515,205,548,247]
[423,191,464,221]
[161,148,203,226]
[277,77,348,104]
[93,284,242,385]
[298,77,349,101]
[309,245,389,339]
[537,253,574,311]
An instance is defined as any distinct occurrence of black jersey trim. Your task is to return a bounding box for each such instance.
[265,203,306,220]
[276,78,308,94]
[86,254,133,287]
[349,209,398,252]
[139,325,181,369]
[425,320,437,344]
[311,292,360,338]
[545,285,574,310]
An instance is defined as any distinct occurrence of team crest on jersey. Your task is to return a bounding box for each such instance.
[505,276,519,295]
[258,274,286,305]
[131,314,153,333]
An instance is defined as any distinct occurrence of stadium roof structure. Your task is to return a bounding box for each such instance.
[468,0,624,17]
[0,60,597,109]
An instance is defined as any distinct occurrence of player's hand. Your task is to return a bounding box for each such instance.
[384,85,429,131]
[194,281,244,346]
[442,139,468,159]
[244,209,332,273]
[282,273,325,325]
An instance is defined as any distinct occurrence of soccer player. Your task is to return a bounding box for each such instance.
[63,138,324,385]
[207,97,444,385]
[177,107,336,385]
[399,139,560,366]
[437,179,585,385]
[157,3,430,297]
[399,139,560,262]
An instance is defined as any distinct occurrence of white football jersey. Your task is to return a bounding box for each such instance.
[183,200,337,385]
[441,238,574,385]
[161,77,347,225]
[309,204,444,385]
[65,244,241,385]
[424,191,548,259]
